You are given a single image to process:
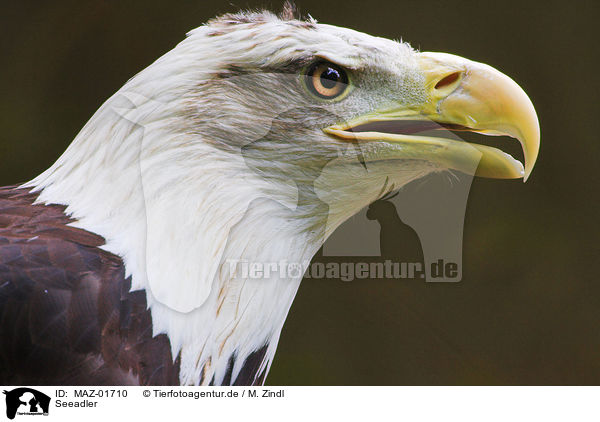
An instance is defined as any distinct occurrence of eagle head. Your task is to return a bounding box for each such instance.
[28,7,539,385]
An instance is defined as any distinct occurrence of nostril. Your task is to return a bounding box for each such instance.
[435,72,461,90]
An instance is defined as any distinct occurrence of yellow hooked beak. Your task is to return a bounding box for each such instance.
[324,52,540,181]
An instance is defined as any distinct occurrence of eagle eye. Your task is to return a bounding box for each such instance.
[304,61,349,100]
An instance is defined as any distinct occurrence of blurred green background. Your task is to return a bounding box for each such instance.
[1,0,598,384]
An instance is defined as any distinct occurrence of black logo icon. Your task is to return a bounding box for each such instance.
[3,388,50,419]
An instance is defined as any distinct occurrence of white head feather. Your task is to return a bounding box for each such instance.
[26,9,435,384]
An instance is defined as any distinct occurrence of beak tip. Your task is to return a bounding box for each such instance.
[417,51,540,184]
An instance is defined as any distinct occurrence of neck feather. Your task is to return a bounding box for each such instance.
[25,82,329,385]
[24,27,433,384]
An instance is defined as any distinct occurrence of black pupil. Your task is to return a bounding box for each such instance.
[320,67,340,89]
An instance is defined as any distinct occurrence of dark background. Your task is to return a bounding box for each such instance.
[1,0,598,384]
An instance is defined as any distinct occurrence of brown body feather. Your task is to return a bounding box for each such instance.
[0,186,181,385]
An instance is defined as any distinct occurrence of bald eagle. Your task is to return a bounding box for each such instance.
[0,6,539,386]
